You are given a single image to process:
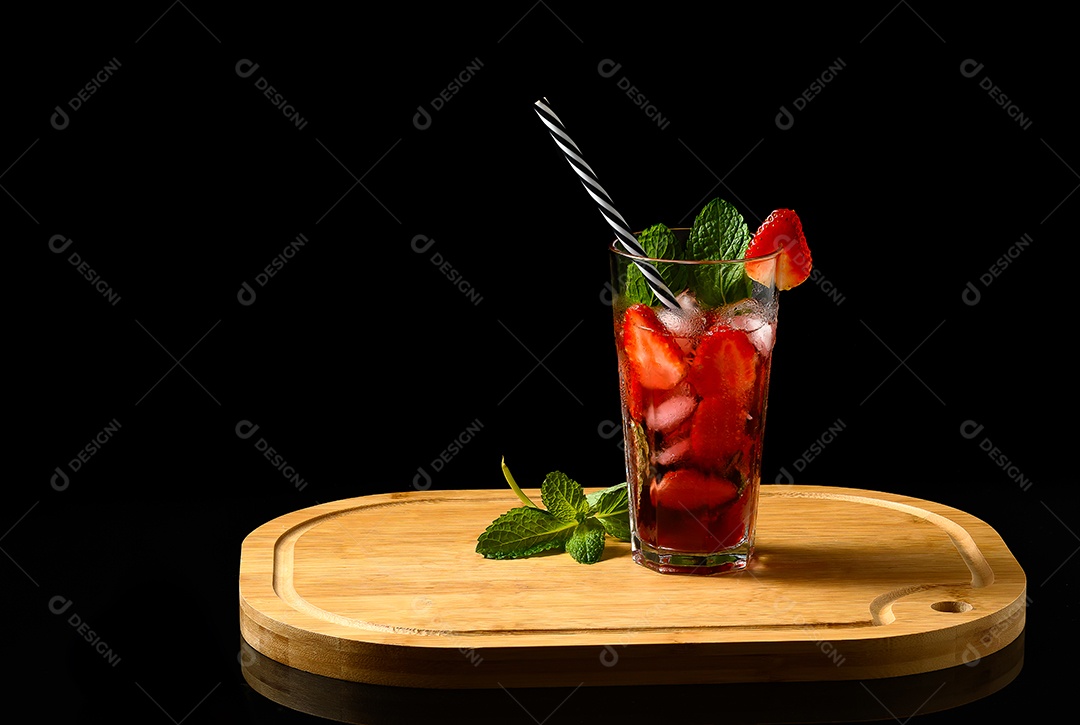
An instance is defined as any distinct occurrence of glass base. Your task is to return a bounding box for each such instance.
[632,534,753,575]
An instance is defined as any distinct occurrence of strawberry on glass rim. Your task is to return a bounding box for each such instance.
[745,208,812,291]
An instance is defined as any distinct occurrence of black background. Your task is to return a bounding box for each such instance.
[6,3,1076,723]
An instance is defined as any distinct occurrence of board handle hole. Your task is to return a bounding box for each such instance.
[931,600,973,613]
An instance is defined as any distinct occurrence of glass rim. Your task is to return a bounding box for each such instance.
[609,228,782,265]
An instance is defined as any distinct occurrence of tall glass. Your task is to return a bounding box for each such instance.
[610,231,780,574]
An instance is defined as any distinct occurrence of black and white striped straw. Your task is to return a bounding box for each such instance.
[533,97,682,311]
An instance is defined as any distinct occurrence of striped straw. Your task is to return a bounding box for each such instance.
[533,97,682,311]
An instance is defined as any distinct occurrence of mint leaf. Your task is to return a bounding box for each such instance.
[584,482,624,508]
[540,471,590,523]
[588,483,631,542]
[475,507,578,559]
[565,518,607,564]
[625,223,688,306]
[478,461,631,565]
[686,198,753,306]
[687,198,751,259]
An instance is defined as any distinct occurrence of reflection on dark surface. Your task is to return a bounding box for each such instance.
[239,630,1024,724]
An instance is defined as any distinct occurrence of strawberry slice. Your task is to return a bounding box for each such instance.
[621,304,687,391]
[746,208,812,290]
[650,469,743,551]
[715,483,756,548]
[690,394,748,465]
[654,468,739,511]
[687,325,759,402]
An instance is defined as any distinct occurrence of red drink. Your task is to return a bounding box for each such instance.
[614,292,775,574]
[608,200,809,574]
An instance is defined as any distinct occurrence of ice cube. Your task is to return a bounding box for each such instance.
[722,298,776,353]
[645,392,696,433]
[654,437,692,466]
[675,289,700,309]
[749,322,775,353]
[723,298,767,332]
[656,291,708,341]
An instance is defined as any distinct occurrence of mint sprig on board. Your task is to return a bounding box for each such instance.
[475,459,630,564]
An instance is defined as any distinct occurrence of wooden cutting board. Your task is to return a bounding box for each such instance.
[238,485,1026,689]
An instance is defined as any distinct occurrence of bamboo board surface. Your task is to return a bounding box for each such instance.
[238,485,1026,688]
